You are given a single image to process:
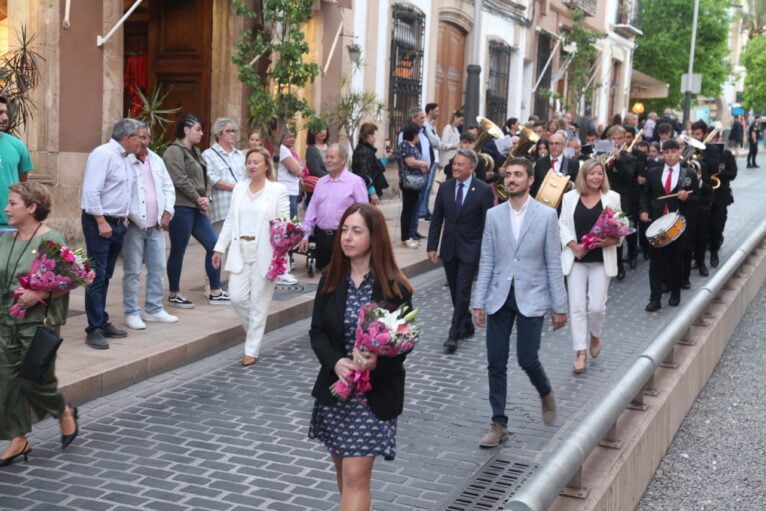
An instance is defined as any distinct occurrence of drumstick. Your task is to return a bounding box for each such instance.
[656,190,695,200]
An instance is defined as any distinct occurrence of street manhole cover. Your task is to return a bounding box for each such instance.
[272,282,317,301]
[445,456,536,511]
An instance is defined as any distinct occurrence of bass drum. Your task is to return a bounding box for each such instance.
[645,212,686,248]
[535,170,570,209]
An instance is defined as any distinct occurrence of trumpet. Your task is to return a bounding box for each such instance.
[686,132,722,190]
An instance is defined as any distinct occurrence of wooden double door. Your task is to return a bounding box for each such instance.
[125,0,213,146]
[434,22,466,134]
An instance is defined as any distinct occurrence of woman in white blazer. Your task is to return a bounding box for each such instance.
[559,159,622,374]
[212,148,290,367]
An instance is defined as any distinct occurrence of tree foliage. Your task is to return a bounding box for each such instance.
[741,34,766,111]
[325,74,384,151]
[0,26,44,135]
[633,0,730,111]
[232,0,320,141]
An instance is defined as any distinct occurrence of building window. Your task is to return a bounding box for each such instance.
[388,4,425,142]
[486,42,511,127]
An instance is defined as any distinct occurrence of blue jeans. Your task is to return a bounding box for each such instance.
[82,212,127,333]
[122,223,166,316]
[485,286,549,427]
[289,195,299,219]
[167,206,220,293]
[417,163,436,217]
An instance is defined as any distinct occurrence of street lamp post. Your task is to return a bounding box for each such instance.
[464,0,483,124]
[683,0,700,124]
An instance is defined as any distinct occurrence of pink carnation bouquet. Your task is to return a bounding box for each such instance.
[580,207,633,250]
[330,303,420,404]
[266,217,305,281]
[10,240,95,319]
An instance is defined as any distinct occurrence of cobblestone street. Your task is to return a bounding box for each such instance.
[1,159,765,510]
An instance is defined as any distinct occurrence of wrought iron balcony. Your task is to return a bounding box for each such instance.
[561,0,598,17]
[614,0,642,37]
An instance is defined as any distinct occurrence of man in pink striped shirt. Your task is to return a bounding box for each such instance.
[299,144,368,270]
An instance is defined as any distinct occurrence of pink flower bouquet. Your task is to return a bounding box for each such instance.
[10,240,95,319]
[580,207,633,250]
[266,217,305,281]
[330,303,420,404]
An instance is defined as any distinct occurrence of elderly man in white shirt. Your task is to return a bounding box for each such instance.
[81,118,142,349]
[123,126,178,330]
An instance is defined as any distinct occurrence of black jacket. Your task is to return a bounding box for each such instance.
[427,178,493,263]
[531,155,579,198]
[713,148,737,205]
[606,151,638,209]
[310,275,412,421]
[352,142,389,195]
[640,164,699,221]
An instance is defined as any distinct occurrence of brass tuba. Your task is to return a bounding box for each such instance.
[701,127,722,190]
[495,127,540,201]
[475,116,503,185]
[680,134,705,176]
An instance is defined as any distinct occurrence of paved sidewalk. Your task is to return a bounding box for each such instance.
[55,199,435,405]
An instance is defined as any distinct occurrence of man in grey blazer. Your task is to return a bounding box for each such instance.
[471,158,568,448]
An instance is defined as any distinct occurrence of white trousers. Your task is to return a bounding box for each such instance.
[566,262,611,352]
[228,240,276,357]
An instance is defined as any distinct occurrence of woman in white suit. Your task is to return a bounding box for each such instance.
[212,148,290,367]
[559,159,622,374]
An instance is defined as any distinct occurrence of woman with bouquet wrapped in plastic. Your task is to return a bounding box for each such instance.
[212,148,290,367]
[309,203,414,511]
[559,160,623,374]
[0,183,79,466]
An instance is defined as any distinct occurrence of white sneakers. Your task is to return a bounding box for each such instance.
[126,310,179,330]
[126,315,146,330]
[144,310,179,323]
[275,272,298,285]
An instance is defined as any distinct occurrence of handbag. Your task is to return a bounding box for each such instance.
[402,172,426,191]
[19,318,63,382]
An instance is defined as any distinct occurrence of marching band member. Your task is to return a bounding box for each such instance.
[688,121,717,278]
[603,126,637,279]
[640,140,698,312]
[531,133,578,198]
[708,131,737,268]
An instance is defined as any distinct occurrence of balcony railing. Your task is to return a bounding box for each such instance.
[614,0,642,37]
[561,0,597,17]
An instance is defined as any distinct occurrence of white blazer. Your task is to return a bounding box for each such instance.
[213,179,290,277]
[559,189,622,277]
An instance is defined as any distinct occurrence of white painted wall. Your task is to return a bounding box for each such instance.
[352,0,368,92]
[375,0,390,101]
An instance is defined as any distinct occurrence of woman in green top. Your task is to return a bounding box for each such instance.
[0,182,78,467]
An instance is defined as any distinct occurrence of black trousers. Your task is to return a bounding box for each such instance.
[693,205,711,266]
[709,201,728,255]
[442,258,478,339]
[650,235,685,302]
[400,189,420,241]
[747,142,758,166]
[313,229,337,271]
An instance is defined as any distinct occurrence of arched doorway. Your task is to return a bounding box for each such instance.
[434,21,466,133]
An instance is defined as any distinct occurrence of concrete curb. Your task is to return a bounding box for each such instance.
[548,240,766,511]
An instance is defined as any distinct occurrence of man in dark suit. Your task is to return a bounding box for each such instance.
[688,121,717,278]
[640,139,699,312]
[427,148,494,353]
[708,139,737,268]
[531,132,579,198]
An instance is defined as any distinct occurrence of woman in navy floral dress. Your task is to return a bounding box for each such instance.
[309,203,413,510]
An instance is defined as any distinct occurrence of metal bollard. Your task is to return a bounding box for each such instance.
[559,467,590,499]
[599,420,624,449]
[660,346,678,369]
[643,373,659,396]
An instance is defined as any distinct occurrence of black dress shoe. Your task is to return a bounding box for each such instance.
[61,407,79,450]
[669,294,681,307]
[412,232,426,241]
[698,263,709,277]
[444,338,458,353]
[103,323,128,338]
[681,280,691,290]
[710,253,719,268]
[629,257,638,270]
[645,301,661,312]
[459,326,475,340]
[616,267,626,280]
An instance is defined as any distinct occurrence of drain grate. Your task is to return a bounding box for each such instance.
[272,282,317,301]
[445,456,536,511]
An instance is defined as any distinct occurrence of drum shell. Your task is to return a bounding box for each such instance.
[646,213,686,248]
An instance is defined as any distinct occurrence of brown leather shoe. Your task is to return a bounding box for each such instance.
[573,350,587,374]
[479,423,509,448]
[541,391,557,425]
[589,335,602,358]
[241,355,257,367]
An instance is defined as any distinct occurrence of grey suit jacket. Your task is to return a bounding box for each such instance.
[471,198,568,317]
